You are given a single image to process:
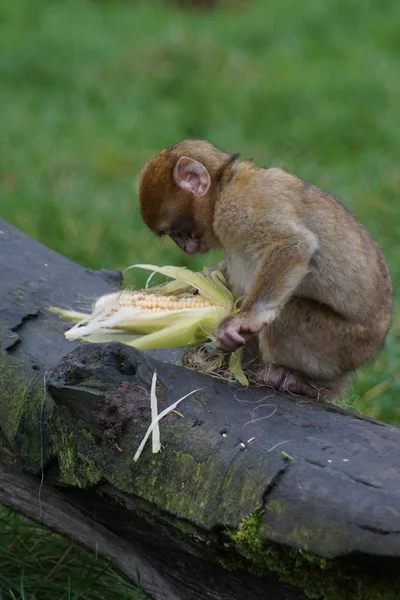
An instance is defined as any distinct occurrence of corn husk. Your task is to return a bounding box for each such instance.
[229,347,248,386]
[50,264,248,385]
[150,371,160,454]
[133,376,203,462]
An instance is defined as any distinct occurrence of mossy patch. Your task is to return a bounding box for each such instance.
[227,509,400,600]
[53,410,102,487]
[123,422,270,529]
[0,346,55,473]
[0,349,31,441]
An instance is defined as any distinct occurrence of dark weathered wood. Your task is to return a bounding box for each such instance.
[48,342,400,559]
[0,463,179,600]
[0,218,122,365]
[0,463,305,600]
[1,217,400,600]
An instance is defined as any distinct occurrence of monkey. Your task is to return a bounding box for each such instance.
[138,139,392,400]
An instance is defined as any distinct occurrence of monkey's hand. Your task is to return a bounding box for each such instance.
[216,314,266,353]
[209,260,228,279]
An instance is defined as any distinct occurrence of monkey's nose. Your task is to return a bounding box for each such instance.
[183,239,200,254]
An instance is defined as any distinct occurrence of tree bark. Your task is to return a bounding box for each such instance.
[1,217,400,600]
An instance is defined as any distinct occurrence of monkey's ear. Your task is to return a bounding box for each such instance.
[173,156,211,197]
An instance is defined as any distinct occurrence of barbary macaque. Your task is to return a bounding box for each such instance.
[139,140,392,399]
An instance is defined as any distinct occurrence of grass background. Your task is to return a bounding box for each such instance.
[0,0,400,596]
[0,508,146,600]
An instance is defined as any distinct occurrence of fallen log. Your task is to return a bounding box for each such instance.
[0,217,400,600]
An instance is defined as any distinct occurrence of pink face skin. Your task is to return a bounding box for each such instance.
[170,235,208,255]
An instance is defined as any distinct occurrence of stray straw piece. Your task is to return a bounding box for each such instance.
[133,385,203,462]
[150,371,160,454]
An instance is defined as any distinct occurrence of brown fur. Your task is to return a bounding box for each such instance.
[139,140,393,400]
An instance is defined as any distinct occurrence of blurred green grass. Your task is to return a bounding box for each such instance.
[0,506,145,599]
[1,0,399,427]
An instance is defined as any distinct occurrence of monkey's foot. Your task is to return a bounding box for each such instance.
[256,365,322,399]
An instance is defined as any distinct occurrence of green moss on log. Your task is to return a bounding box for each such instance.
[0,346,54,473]
[261,497,363,558]
[53,409,103,487]
[51,399,266,528]
[228,509,400,600]
[123,422,269,529]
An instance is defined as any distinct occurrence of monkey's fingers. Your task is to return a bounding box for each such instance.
[216,329,246,353]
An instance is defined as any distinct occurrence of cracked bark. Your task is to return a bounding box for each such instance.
[1,218,400,600]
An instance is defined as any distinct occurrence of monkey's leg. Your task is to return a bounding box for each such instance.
[256,363,349,400]
[257,297,373,400]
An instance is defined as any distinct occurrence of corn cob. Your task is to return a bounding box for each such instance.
[50,264,249,385]
[96,291,213,314]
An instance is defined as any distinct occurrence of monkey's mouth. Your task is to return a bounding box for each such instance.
[171,236,207,255]
[182,239,202,254]
[194,243,208,254]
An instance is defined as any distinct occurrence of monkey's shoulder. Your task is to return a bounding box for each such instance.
[214,164,301,233]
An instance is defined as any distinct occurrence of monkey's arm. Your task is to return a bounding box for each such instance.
[242,229,317,315]
[216,229,318,352]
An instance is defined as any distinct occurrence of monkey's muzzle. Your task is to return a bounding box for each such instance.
[171,236,207,255]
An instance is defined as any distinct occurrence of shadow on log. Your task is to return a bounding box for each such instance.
[1,217,400,600]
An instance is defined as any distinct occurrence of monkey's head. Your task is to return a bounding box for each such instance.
[139,140,236,254]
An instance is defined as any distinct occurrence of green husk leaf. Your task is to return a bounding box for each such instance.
[229,347,249,386]
[49,307,88,321]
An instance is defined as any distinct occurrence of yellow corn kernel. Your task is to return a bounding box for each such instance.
[101,291,212,316]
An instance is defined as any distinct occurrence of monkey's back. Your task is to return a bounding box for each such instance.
[299,179,392,327]
[215,164,392,336]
